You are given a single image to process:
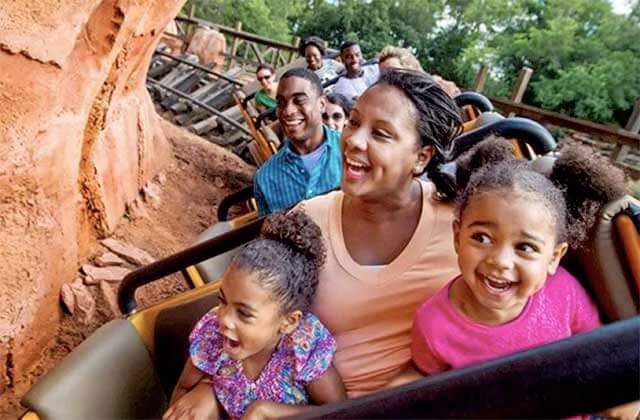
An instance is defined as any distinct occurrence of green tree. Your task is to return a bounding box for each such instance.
[456,0,640,124]
[183,0,302,42]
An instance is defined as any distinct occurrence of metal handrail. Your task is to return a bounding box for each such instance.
[451,117,557,158]
[117,218,264,315]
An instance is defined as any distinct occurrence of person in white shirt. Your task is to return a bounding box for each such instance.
[333,41,379,102]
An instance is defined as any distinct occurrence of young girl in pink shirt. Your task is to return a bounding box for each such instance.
[411,140,626,374]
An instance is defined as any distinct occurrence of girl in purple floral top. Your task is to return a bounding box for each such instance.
[164,212,346,420]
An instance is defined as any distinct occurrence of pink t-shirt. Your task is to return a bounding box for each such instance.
[411,267,601,374]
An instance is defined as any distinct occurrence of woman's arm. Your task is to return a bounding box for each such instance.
[242,364,346,420]
[169,358,206,406]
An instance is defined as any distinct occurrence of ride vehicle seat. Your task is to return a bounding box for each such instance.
[20,133,639,420]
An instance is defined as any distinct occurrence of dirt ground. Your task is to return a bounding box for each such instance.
[0,118,254,418]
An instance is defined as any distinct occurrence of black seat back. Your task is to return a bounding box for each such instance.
[153,293,219,396]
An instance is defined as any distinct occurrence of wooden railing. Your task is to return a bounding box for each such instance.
[173,16,300,71]
[473,65,640,176]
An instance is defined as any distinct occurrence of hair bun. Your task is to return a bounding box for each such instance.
[455,136,517,192]
[260,211,326,268]
[550,142,627,246]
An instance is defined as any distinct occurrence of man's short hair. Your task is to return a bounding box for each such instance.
[279,67,323,97]
[339,40,359,54]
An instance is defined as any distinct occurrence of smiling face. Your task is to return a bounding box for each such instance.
[305,45,323,70]
[453,191,568,324]
[276,75,326,153]
[217,266,299,366]
[256,68,275,91]
[341,84,433,198]
[341,45,363,76]
[323,102,347,131]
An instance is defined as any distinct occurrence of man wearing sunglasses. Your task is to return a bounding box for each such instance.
[254,68,342,215]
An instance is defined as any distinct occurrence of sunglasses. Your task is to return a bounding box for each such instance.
[257,74,273,82]
[322,112,345,120]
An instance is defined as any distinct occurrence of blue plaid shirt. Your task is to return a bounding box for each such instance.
[254,126,342,215]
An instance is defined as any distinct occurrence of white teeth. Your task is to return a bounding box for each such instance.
[346,158,368,168]
[482,274,515,291]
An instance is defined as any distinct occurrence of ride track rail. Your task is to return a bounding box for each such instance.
[153,50,244,87]
[147,77,250,135]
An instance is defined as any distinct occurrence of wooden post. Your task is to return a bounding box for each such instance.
[472,64,489,93]
[288,36,301,64]
[510,67,533,103]
[509,67,534,158]
[625,99,640,134]
[273,49,281,67]
[609,99,639,163]
[229,21,242,69]
[187,1,197,40]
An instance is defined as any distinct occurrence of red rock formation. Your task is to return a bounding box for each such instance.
[186,27,227,71]
[0,0,186,394]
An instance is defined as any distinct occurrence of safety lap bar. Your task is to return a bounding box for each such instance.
[117,218,264,315]
[217,185,255,221]
[299,316,640,418]
[451,117,556,158]
[453,91,495,113]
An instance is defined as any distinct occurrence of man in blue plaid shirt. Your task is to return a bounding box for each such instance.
[254,68,342,215]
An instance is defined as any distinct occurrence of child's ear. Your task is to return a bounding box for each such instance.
[453,220,461,254]
[547,242,568,275]
[279,310,302,335]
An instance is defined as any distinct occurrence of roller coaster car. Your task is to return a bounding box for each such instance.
[20,192,639,419]
[20,127,639,419]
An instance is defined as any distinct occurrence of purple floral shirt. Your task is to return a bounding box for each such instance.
[189,310,336,419]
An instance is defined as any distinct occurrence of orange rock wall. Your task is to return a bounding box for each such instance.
[0,0,186,393]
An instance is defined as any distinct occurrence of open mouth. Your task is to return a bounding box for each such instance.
[282,119,304,132]
[481,274,517,295]
[344,157,370,180]
[222,333,240,351]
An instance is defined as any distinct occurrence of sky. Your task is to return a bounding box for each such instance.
[609,0,634,15]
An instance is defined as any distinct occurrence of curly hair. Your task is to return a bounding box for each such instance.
[372,69,463,200]
[229,211,326,314]
[378,46,424,72]
[456,141,627,250]
[299,36,327,58]
[455,136,516,191]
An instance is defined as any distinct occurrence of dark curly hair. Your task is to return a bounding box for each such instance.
[299,36,327,58]
[372,69,463,200]
[456,141,627,250]
[229,211,326,314]
[455,136,516,191]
